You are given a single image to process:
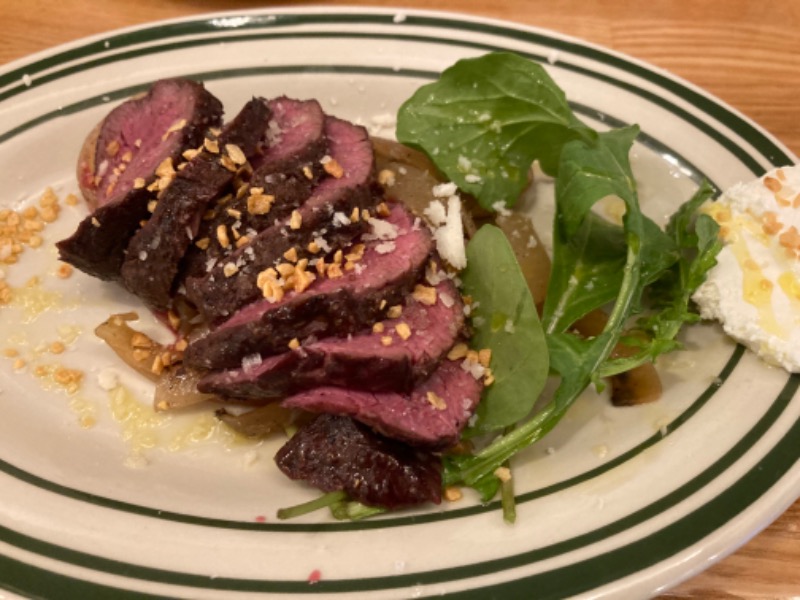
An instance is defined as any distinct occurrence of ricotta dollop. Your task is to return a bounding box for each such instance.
[692,165,800,372]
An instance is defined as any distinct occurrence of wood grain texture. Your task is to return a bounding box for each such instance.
[1,1,798,597]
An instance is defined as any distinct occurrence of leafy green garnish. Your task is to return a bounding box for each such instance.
[543,127,679,333]
[600,181,722,376]
[460,225,549,435]
[397,52,594,210]
[401,52,723,508]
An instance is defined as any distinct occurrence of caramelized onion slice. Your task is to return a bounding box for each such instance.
[154,367,216,411]
[95,313,163,382]
[216,404,307,438]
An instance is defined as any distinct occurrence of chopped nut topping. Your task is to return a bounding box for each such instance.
[302,165,314,179]
[91,217,101,228]
[483,368,495,387]
[235,235,250,248]
[155,157,175,178]
[223,262,239,277]
[276,263,295,278]
[333,249,343,265]
[105,140,120,156]
[220,154,238,172]
[412,284,437,306]
[764,176,782,193]
[225,144,247,165]
[151,354,165,375]
[288,338,300,350]
[204,138,220,154]
[386,305,403,319]
[426,391,447,410]
[322,157,344,178]
[247,191,274,215]
[372,322,385,333]
[307,241,321,254]
[395,322,412,340]
[289,210,303,230]
[147,200,158,213]
[131,332,153,349]
[183,148,200,161]
[216,224,231,248]
[195,237,210,250]
[380,336,393,346]
[443,486,463,502]
[163,118,187,140]
[376,202,391,218]
[326,263,343,279]
[350,207,360,223]
[283,247,299,263]
[478,348,492,367]
[494,466,511,482]
[132,348,150,362]
[56,264,73,279]
[377,169,396,187]
[447,343,469,360]
[133,177,146,189]
[361,209,371,222]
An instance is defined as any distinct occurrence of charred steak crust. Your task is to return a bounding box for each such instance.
[197,277,465,398]
[275,414,442,508]
[281,360,483,449]
[184,116,377,322]
[58,78,224,280]
[119,98,271,309]
[184,203,434,370]
[180,97,328,280]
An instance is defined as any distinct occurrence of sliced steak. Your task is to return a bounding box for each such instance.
[198,277,464,398]
[119,98,271,309]
[184,116,377,322]
[275,414,442,508]
[184,202,433,369]
[281,360,482,449]
[58,78,223,280]
[180,97,327,279]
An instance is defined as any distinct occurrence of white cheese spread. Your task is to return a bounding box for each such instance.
[692,165,800,371]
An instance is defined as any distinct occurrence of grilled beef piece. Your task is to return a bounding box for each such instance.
[119,98,271,310]
[281,360,482,449]
[180,97,328,279]
[275,414,442,508]
[184,202,433,370]
[184,116,377,322]
[57,79,223,280]
[197,277,464,398]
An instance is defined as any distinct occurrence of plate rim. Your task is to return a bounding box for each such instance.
[1,6,799,599]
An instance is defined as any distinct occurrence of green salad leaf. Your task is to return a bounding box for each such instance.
[396,52,594,210]
[459,225,549,435]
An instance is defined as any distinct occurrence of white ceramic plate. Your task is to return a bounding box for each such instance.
[1,7,798,599]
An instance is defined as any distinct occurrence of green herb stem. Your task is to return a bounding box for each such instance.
[276,490,348,520]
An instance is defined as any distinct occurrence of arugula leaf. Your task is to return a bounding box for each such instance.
[600,181,722,376]
[543,127,679,333]
[459,225,549,435]
[396,52,594,210]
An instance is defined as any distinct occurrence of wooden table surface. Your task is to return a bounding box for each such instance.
[1,0,798,597]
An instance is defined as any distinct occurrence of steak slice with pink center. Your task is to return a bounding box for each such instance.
[119,98,271,309]
[197,277,463,397]
[184,202,433,370]
[281,359,482,449]
[57,78,223,280]
[184,116,377,322]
